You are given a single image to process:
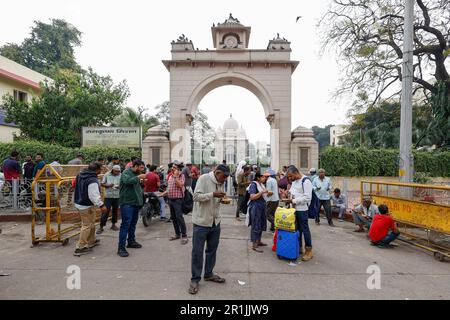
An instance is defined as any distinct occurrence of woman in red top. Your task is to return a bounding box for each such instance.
[369,204,400,247]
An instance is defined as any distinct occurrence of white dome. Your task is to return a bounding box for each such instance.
[223,114,239,130]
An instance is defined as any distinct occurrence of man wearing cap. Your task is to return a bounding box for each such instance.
[352,196,379,232]
[97,165,122,234]
[189,164,229,295]
[308,168,318,183]
[182,162,194,192]
[264,168,280,232]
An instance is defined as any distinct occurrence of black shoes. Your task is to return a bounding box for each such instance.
[126,241,142,249]
[96,227,104,235]
[74,247,92,256]
[117,247,129,257]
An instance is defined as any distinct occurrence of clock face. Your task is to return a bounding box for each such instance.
[224,35,238,48]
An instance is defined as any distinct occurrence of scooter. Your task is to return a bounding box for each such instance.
[140,192,161,227]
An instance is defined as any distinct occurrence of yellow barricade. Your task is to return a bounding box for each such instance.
[361,180,450,261]
[275,207,296,232]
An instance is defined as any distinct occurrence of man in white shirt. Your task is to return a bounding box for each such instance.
[73,162,108,256]
[312,168,334,226]
[285,165,314,261]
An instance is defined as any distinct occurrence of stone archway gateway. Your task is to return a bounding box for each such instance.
[142,14,318,170]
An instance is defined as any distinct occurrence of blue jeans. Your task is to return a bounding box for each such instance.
[377,231,400,246]
[156,192,166,218]
[191,223,221,282]
[118,205,140,248]
[295,210,312,248]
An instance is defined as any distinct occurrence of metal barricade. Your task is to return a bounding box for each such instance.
[361,180,450,261]
[31,164,105,246]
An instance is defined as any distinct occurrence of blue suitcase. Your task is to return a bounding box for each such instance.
[276,230,300,261]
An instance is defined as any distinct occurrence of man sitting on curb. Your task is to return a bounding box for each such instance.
[351,196,379,232]
[369,204,400,248]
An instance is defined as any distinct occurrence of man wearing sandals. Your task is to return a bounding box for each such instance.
[188,164,230,294]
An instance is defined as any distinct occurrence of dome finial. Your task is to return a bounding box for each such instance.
[230,113,232,118]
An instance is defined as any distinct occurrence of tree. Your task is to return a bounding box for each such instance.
[111,106,158,139]
[312,125,334,150]
[2,68,129,147]
[423,81,450,148]
[341,100,432,148]
[154,101,170,130]
[0,19,82,77]
[320,0,450,108]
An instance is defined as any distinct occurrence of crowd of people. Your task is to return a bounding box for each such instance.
[1,151,401,295]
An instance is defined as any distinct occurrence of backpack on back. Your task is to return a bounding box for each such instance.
[301,177,320,219]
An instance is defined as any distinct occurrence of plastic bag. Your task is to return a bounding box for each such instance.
[275,207,296,232]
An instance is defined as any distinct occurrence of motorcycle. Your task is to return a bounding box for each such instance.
[140,192,161,227]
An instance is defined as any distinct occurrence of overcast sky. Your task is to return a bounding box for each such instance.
[0,0,350,143]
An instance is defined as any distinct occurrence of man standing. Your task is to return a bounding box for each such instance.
[98,165,121,234]
[308,168,318,182]
[144,164,167,221]
[369,204,400,247]
[73,162,107,256]
[352,196,379,233]
[107,156,120,171]
[125,156,137,170]
[189,164,229,294]
[2,151,21,182]
[68,154,84,165]
[22,154,35,198]
[312,169,334,226]
[265,168,280,232]
[167,161,188,245]
[331,188,347,222]
[191,164,200,191]
[117,159,146,257]
[32,153,46,178]
[201,164,211,175]
[235,166,251,221]
[285,165,314,261]
[182,162,194,192]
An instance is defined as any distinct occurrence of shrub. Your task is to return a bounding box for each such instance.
[0,140,141,164]
[319,147,450,177]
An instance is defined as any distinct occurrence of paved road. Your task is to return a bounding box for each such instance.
[1,204,449,300]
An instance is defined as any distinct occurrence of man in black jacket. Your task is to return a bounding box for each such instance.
[74,162,108,256]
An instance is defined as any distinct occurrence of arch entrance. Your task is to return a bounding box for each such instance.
[143,14,318,171]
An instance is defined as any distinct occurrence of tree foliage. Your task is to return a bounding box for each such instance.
[312,125,334,150]
[0,19,82,77]
[111,106,158,139]
[2,69,129,147]
[154,101,170,130]
[320,0,450,107]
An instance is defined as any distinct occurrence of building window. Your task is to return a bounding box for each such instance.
[151,148,161,166]
[13,90,28,102]
[300,148,309,168]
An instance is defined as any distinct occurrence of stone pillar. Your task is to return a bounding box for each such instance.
[142,125,171,167]
[290,126,319,173]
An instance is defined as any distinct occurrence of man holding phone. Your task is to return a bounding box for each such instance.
[168,161,188,244]
[188,164,230,294]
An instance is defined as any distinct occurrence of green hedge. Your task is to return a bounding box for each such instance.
[0,140,141,164]
[319,147,450,177]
